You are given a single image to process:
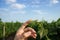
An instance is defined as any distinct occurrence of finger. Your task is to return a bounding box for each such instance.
[31,34,37,38]
[16,20,31,35]
[23,31,31,38]
[24,27,36,34]
[24,27,37,38]
[21,20,32,29]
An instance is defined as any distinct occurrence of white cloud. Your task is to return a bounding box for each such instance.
[6,0,26,9]
[0,8,8,11]
[6,0,16,4]
[52,0,59,4]
[32,10,47,14]
[33,10,42,14]
[31,0,40,5]
[10,3,26,9]
[12,10,26,14]
[46,0,59,6]
[0,8,26,15]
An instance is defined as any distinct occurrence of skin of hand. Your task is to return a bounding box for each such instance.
[14,20,37,40]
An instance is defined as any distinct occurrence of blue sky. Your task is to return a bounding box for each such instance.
[0,0,60,22]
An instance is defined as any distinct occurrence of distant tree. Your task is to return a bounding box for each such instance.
[0,18,60,40]
[0,18,3,39]
[0,18,2,23]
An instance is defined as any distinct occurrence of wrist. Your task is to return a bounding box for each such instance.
[14,34,25,40]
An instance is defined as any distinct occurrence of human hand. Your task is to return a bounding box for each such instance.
[14,20,37,40]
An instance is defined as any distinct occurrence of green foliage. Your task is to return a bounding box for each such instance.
[0,18,60,40]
